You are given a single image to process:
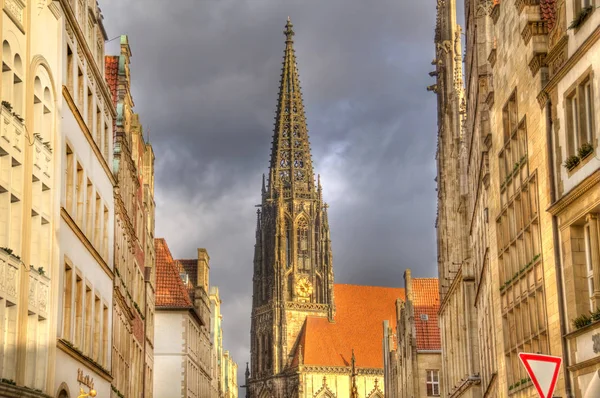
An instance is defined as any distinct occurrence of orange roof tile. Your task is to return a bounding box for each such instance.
[296,284,405,369]
[412,278,441,351]
[155,238,193,308]
[540,0,556,31]
[104,55,119,105]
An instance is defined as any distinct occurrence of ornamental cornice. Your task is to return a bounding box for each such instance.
[547,169,600,216]
[439,266,463,314]
[299,365,384,376]
[285,301,329,312]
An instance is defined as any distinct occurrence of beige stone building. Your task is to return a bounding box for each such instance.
[540,0,600,395]
[105,35,156,398]
[383,271,441,398]
[0,0,62,396]
[431,0,600,396]
[55,0,116,397]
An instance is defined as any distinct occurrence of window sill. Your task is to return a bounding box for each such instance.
[565,318,600,339]
[570,6,595,34]
[566,150,595,177]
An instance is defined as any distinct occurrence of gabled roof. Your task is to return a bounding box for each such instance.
[155,238,193,308]
[104,55,119,104]
[412,278,441,350]
[292,284,405,369]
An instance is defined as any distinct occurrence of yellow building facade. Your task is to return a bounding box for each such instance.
[0,0,62,396]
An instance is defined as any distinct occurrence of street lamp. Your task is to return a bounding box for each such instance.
[77,387,97,398]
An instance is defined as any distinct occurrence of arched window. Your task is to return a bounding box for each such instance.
[285,220,292,269]
[2,41,12,103]
[13,54,23,115]
[296,218,310,271]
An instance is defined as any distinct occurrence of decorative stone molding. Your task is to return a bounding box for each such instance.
[521,21,548,45]
[5,0,25,26]
[529,52,547,76]
[515,0,540,14]
[546,35,568,79]
[285,301,329,312]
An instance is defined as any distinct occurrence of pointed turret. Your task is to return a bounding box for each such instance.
[267,17,316,199]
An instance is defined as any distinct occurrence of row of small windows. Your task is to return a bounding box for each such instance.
[62,260,110,368]
[64,144,109,261]
[66,44,111,163]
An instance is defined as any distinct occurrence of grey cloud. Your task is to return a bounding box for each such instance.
[100,0,439,390]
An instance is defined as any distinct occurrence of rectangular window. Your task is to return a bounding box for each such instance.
[103,205,109,260]
[66,145,74,213]
[94,193,101,250]
[67,46,74,93]
[76,163,84,226]
[85,179,93,239]
[96,106,102,148]
[426,369,440,396]
[87,87,93,133]
[585,224,595,311]
[566,75,595,157]
[103,303,109,367]
[74,274,83,348]
[77,68,84,110]
[104,122,109,161]
[63,262,73,340]
[84,284,92,354]
[93,295,101,361]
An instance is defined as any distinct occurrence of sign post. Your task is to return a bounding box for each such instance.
[518,353,562,398]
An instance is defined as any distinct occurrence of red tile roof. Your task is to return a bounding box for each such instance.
[155,238,193,308]
[412,278,441,350]
[104,55,119,105]
[540,0,557,31]
[295,284,405,369]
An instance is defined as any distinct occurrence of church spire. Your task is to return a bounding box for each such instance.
[268,17,316,198]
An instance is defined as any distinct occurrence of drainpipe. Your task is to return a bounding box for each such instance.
[545,99,573,398]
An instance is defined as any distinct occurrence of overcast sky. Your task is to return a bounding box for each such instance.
[100,0,443,390]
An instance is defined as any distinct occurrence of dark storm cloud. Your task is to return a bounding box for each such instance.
[100,0,439,389]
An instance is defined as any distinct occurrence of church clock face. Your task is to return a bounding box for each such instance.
[295,277,313,298]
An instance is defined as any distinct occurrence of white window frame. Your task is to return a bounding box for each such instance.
[585,224,595,311]
[426,369,440,396]
[566,74,595,157]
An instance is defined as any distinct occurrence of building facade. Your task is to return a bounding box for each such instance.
[105,35,155,398]
[210,286,225,397]
[540,0,600,396]
[384,271,441,398]
[55,0,116,397]
[430,0,600,396]
[0,0,62,396]
[223,350,239,398]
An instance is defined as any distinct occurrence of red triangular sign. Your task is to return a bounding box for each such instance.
[518,353,562,398]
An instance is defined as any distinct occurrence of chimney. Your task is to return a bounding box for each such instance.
[404,269,413,302]
[197,248,210,292]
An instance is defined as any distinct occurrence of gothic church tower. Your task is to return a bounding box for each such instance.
[249,17,335,394]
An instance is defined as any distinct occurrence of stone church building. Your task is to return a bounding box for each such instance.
[248,18,404,398]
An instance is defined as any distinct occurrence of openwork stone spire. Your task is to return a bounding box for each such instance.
[268,17,316,199]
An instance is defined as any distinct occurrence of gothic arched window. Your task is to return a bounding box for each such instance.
[285,220,292,269]
[297,218,310,271]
